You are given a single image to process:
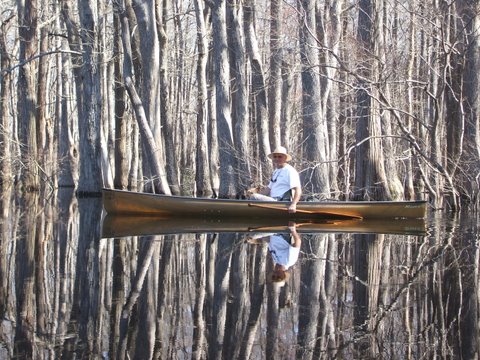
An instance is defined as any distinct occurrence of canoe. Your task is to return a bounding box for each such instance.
[101,214,426,238]
[102,188,427,220]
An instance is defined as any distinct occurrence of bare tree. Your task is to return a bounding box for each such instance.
[194,0,213,197]
[0,14,14,186]
[115,0,171,195]
[17,0,39,191]
[227,0,251,188]
[245,0,272,181]
[269,0,282,149]
[298,0,330,196]
[211,0,236,197]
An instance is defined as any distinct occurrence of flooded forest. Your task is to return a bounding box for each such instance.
[1,0,480,358]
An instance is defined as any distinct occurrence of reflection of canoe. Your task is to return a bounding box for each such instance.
[102,189,427,220]
[101,215,427,238]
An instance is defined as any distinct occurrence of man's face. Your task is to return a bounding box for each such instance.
[272,154,287,167]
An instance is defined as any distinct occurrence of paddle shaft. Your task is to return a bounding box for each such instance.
[247,202,363,219]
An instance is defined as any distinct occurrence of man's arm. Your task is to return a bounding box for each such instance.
[288,186,302,213]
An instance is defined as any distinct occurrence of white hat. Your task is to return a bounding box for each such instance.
[268,146,292,162]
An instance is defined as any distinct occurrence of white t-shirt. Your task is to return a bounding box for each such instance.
[268,234,300,270]
[268,164,301,199]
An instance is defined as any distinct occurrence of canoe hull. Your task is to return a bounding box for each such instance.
[102,189,427,220]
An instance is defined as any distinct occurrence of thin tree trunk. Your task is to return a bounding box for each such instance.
[36,27,48,174]
[114,13,129,190]
[194,0,213,197]
[0,15,14,186]
[192,235,207,359]
[15,194,38,358]
[245,0,271,181]
[157,0,181,195]
[17,0,39,191]
[319,0,343,198]
[405,3,416,200]
[269,0,282,149]
[227,0,251,188]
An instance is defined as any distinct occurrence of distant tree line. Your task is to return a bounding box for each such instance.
[1,0,479,210]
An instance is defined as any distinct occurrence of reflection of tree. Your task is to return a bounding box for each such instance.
[15,193,39,358]
[297,234,337,359]
[208,233,233,359]
[0,185,16,358]
[70,197,102,355]
[3,195,480,358]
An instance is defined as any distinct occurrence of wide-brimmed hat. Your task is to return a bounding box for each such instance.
[268,146,292,161]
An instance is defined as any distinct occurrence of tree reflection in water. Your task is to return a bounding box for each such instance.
[0,191,478,359]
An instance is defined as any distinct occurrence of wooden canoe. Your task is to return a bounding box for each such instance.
[101,214,426,238]
[102,188,427,220]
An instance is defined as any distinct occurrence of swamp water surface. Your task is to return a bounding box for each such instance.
[0,188,479,359]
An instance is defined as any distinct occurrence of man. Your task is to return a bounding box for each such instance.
[248,146,302,213]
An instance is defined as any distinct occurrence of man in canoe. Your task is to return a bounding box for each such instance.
[248,146,302,213]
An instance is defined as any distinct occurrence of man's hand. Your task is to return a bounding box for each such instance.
[288,203,297,213]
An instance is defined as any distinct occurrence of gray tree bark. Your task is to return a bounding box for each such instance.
[113,13,129,190]
[156,0,181,195]
[245,0,271,181]
[116,0,171,195]
[227,0,251,189]
[299,0,330,196]
[269,0,282,150]
[76,0,104,194]
[17,0,39,191]
[211,0,236,197]
[0,15,14,186]
[194,0,213,197]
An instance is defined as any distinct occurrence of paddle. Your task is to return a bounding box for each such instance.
[247,202,363,219]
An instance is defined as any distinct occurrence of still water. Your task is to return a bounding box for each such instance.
[0,188,479,359]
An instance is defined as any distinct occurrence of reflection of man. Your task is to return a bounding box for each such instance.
[247,222,301,287]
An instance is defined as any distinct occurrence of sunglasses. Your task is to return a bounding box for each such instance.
[272,155,285,159]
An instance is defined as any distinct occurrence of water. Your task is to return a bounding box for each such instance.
[0,189,479,359]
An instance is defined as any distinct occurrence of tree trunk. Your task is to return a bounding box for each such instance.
[0,16,14,187]
[227,0,251,189]
[114,13,129,190]
[269,0,282,149]
[299,0,330,196]
[76,0,104,194]
[17,0,39,191]
[459,0,480,206]
[194,0,213,197]
[319,0,343,198]
[245,0,271,181]
[156,0,181,195]
[116,0,172,195]
[36,27,48,175]
[211,0,236,197]
[353,0,394,201]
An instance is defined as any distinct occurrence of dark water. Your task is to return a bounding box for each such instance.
[0,188,479,359]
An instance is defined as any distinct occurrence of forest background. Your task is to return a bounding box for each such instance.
[1,0,480,211]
